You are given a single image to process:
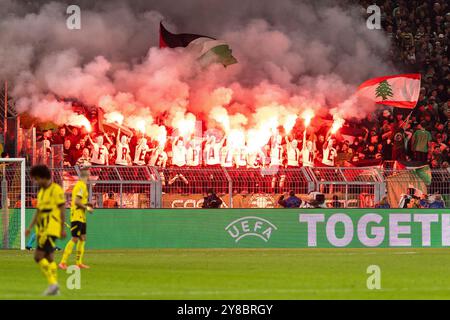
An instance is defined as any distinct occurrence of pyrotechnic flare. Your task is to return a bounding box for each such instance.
[283,114,297,134]
[330,116,345,135]
[135,118,147,134]
[172,112,196,138]
[228,129,245,149]
[152,125,168,147]
[210,106,231,133]
[301,109,314,128]
[3,1,394,146]
[67,114,92,132]
[105,111,125,125]
[301,109,314,151]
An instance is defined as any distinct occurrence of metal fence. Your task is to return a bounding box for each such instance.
[381,168,450,208]
[17,165,450,209]
[24,165,161,209]
[34,143,64,168]
[303,167,385,208]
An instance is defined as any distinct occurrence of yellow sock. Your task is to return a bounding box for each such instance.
[48,261,58,285]
[60,240,75,264]
[38,258,57,285]
[76,240,85,265]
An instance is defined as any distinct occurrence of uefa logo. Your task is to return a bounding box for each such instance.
[225,217,278,243]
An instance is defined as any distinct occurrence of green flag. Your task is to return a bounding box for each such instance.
[414,165,432,186]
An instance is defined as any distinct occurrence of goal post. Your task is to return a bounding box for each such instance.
[0,158,26,250]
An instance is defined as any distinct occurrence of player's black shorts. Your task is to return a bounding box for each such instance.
[36,235,57,254]
[71,221,87,238]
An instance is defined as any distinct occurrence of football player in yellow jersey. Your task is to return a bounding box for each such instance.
[25,165,66,296]
[59,166,93,270]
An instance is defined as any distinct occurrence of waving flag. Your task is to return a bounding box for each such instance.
[394,160,432,185]
[357,74,421,109]
[159,22,237,67]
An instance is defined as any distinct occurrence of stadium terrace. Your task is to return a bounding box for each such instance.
[0,0,450,302]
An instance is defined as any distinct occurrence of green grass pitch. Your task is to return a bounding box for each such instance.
[1,248,450,299]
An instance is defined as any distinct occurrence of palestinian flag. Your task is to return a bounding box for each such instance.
[357,74,421,109]
[394,160,432,185]
[159,22,237,67]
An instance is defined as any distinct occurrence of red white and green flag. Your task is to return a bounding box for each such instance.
[357,74,421,109]
[394,160,432,186]
[159,22,237,67]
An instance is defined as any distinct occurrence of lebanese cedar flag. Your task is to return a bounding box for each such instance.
[357,74,421,109]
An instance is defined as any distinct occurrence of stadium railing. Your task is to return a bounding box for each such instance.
[15,165,450,209]
[158,166,231,208]
[22,165,161,209]
[303,167,385,208]
[380,167,450,208]
[33,143,64,168]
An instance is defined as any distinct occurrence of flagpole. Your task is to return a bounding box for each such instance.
[400,109,414,128]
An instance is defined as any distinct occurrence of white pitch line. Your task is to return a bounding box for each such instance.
[391,252,417,255]
[2,286,450,298]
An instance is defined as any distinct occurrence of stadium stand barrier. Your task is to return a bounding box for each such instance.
[159,166,232,208]
[381,167,450,209]
[303,167,386,208]
[34,142,64,168]
[22,165,162,209]
[10,166,450,209]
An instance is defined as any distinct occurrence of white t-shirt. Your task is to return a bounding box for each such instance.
[115,141,130,166]
[287,147,300,166]
[150,150,167,167]
[134,144,150,166]
[205,143,221,165]
[234,147,248,167]
[270,145,284,166]
[220,147,234,168]
[322,145,337,166]
[172,145,187,167]
[302,148,314,167]
[187,145,201,166]
[247,150,265,168]
[91,144,109,165]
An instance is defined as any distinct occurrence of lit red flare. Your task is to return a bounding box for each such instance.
[330,116,345,134]
[282,114,297,134]
[69,114,92,132]
[301,109,314,128]
[105,111,124,125]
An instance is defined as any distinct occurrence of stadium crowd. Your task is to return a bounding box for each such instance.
[25,0,450,168]
[357,0,450,168]
[29,0,448,172]
[0,1,444,211]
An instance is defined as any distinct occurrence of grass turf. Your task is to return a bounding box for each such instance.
[1,248,450,299]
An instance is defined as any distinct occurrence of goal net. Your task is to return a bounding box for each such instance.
[0,158,26,250]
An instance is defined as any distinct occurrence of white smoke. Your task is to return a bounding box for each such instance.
[0,0,395,134]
